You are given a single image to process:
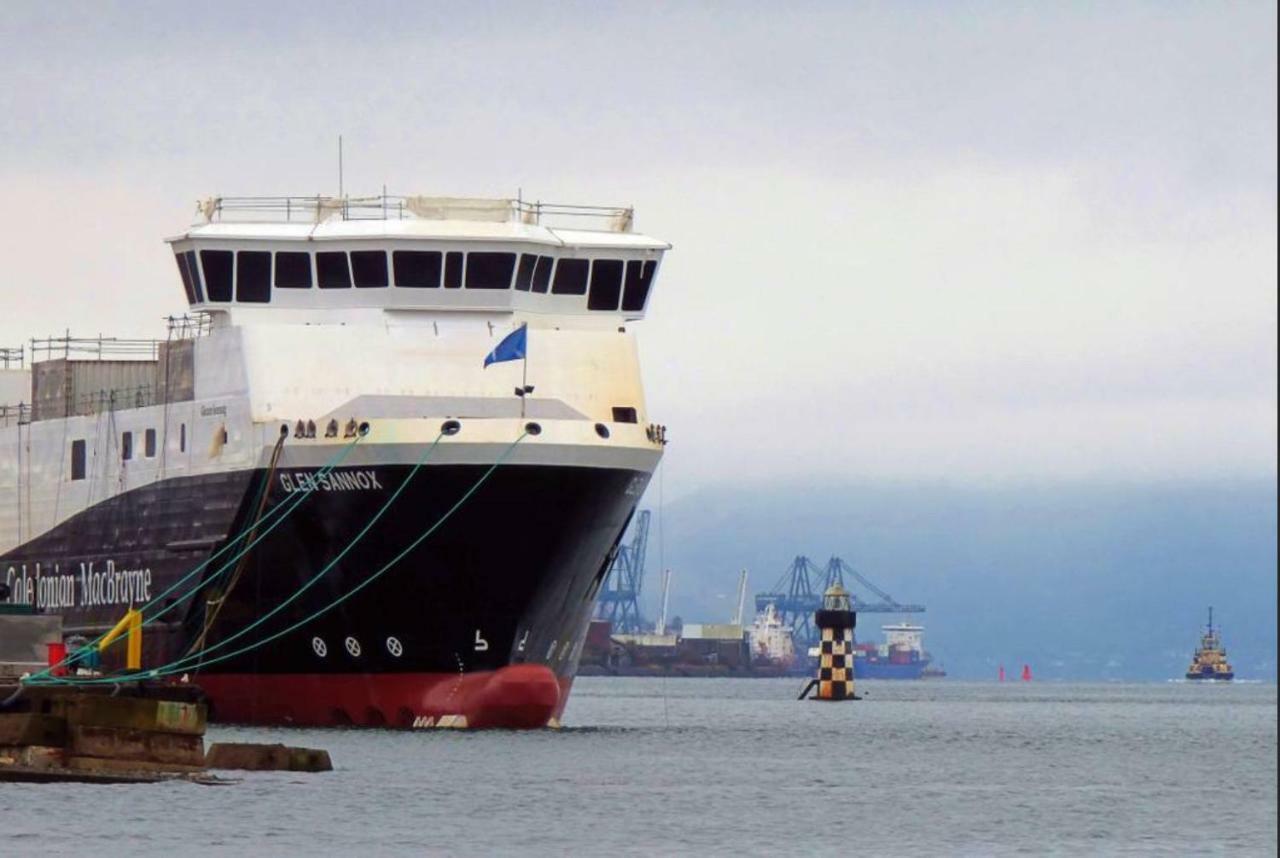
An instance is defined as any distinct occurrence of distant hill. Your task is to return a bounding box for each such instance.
[630,478,1277,681]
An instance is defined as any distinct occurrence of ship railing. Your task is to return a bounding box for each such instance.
[0,402,32,427]
[30,334,164,363]
[201,194,636,232]
[165,312,213,340]
[1,346,25,369]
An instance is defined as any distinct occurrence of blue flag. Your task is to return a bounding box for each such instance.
[483,324,527,368]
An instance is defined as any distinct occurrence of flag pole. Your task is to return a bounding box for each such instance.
[520,323,529,419]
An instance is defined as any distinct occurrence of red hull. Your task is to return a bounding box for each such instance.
[197,665,569,730]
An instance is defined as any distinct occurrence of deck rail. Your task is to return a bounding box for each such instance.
[27,316,210,364]
[201,193,635,232]
[0,403,31,427]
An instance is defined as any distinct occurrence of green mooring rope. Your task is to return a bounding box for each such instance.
[24,432,363,682]
[27,431,526,686]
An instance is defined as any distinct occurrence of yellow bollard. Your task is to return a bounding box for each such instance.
[99,607,144,671]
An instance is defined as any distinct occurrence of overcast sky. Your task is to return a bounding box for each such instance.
[1,2,1275,490]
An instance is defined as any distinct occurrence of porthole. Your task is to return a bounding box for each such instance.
[441,420,461,436]
[524,422,542,436]
[345,636,362,657]
[312,637,328,657]
[594,423,610,439]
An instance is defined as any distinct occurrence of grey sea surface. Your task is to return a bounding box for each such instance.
[1,678,1275,856]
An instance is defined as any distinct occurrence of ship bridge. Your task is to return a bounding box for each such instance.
[165,195,670,323]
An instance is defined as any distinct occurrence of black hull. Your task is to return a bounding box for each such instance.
[2,461,647,686]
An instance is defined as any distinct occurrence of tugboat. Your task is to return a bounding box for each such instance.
[1185,607,1234,681]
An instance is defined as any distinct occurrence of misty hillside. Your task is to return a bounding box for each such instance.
[626,478,1277,681]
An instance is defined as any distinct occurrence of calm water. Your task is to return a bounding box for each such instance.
[2,679,1275,856]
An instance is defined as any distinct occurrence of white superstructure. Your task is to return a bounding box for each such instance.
[749,603,796,668]
[880,622,925,657]
[2,193,669,563]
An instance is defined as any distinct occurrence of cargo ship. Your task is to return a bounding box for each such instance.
[749,602,797,671]
[851,622,935,679]
[1,193,669,728]
[1185,607,1234,681]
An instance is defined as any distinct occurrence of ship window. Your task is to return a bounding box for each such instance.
[316,252,352,289]
[351,250,389,288]
[532,255,554,294]
[514,253,536,291]
[622,259,657,312]
[444,251,463,289]
[393,251,442,288]
[71,440,86,481]
[612,407,638,424]
[466,252,516,290]
[174,253,196,304]
[121,431,133,461]
[200,250,233,302]
[185,251,205,302]
[235,251,272,303]
[588,259,624,311]
[551,258,589,295]
[145,428,157,458]
[180,423,186,452]
[275,252,312,289]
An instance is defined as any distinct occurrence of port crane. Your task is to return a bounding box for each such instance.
[593,510,651,634]
[755,555,924,647]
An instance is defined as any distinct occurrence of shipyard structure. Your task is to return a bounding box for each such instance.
[581,540,942,679]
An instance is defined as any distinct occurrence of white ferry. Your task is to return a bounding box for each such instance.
[0,193,669,728]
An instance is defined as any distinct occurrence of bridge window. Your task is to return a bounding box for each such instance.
[200,250,233,302]
[444,252,463,289]
[145,428,157,458]
[185,251,204,302]
[275,252,312,288]
[466,252,516,289]
[588,259,624,311]
[174,253,196,304]
[236,251,272,303]
[622,260,657,312]
[71,440,86,481]
[393,250,442,288]
[351,250,389,288]
[532,255,554,294]
[121,431,133,461]
[552,258,588,295]
[514,254,536,291]
[316,251,352,289]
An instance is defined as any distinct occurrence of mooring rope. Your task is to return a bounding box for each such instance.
[26,431,526,685]
[185,430,291,659]
[165,430,445,675]
[23,432,363,682]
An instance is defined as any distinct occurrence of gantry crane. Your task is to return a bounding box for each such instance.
[755,554,924,648]
[593,510,651,634]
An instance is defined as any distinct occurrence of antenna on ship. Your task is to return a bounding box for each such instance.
[338,135,344,199]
